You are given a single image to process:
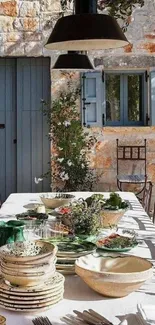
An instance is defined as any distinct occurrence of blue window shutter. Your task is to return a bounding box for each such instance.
[81,72,103,127]
[150,70,155,125]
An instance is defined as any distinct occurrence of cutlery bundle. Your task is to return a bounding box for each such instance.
[61,309,113,325]
[32,316,52,325]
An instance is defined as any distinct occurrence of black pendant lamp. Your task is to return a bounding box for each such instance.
[53,51,94,70]
[45,0,129,51]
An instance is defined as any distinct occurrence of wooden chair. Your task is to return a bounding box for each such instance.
[142,181,153,214]
[116,139,149,195]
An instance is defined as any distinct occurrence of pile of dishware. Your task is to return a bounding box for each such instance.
[0,240,65,311]
[0,272,64,312]
[75,253,153,298]
[43,238,96,275]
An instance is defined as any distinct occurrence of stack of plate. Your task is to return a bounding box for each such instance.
[0,272,64,312]
[56,242,96,275]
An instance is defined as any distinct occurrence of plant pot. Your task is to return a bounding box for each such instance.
[100,208,128,227]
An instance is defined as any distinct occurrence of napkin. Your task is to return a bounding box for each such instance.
[119,305,155,325]
[137,304,155,325]
[119,314,143,325]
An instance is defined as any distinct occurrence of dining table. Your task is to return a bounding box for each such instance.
[0,191,155,325]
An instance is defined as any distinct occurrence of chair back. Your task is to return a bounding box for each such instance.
[116,139,147,176]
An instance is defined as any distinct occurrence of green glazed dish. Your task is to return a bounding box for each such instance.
[0,220,25,246]
[97,243,138,252]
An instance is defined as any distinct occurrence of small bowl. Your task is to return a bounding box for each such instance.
[0,240,57,263]
[2,269,55,287]
[40,194,75,209]
[1,257,57,274]
[1,263,56,277]
[75,254,153,298]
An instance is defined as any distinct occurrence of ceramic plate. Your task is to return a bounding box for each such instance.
[0,272,64,294]
[0,294,63,312]
[0,300,62,313]
[56,264,75,269]
[45,238,96,256]
[57,250,95,257]
[97,244,138,252]
[0,288,64,305]
[0,283,64,299]
[56,256,76,262]
[58,269,75,275]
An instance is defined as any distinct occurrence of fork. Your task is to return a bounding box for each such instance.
[32,316,52,325]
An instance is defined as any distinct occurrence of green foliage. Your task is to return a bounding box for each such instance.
[60,0,144,31]
[62,201,101,235]
[85,194,105,207]
[42,77,97,192]
[104,193,128,210]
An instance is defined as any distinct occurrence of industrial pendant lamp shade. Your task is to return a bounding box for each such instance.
[45,14,129,51]
[52,52,94,70]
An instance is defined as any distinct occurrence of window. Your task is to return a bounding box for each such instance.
[82,71,148,127]
[105,72,146,126]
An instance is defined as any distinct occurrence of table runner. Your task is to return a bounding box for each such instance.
[0,192,154,325]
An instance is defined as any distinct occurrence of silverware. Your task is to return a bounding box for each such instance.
[73,310,103,325]
[88,310,113,325]
[32,317,52,325]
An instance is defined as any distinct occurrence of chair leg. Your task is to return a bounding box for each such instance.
[147,182,153,215]
[117,180,122,191]
[152,202,155,224]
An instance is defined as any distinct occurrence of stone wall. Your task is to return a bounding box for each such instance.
[0,0,154,58]
[0,0,68,59]
[0,0,155,202]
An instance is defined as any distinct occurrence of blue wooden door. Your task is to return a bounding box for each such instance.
[0,59,17,202]
[0,58,51,202]
[17,58,51,193]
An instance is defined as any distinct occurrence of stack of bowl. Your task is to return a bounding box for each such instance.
[0,240,65,312]
[0,240,57,287]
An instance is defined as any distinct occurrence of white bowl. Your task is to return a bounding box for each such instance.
[75,254,153,297]
[1,257,57,274]
[40,194,74,209]
[2,269,55,287]
[0,240,57,263]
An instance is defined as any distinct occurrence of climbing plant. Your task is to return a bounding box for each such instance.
[60,0,144,31]
[42,73,99,192]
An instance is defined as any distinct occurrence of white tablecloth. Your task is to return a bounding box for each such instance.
[0,192,155,325]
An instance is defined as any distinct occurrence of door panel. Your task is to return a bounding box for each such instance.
[17,58,51,193]
[0,59,16,202]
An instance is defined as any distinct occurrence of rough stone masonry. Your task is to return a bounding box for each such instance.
[1,0,155,200]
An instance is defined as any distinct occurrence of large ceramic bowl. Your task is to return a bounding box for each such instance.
[0,240,57,263]
[100,208,127,227]
[75,254,153,298]
[40,194,75,209]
